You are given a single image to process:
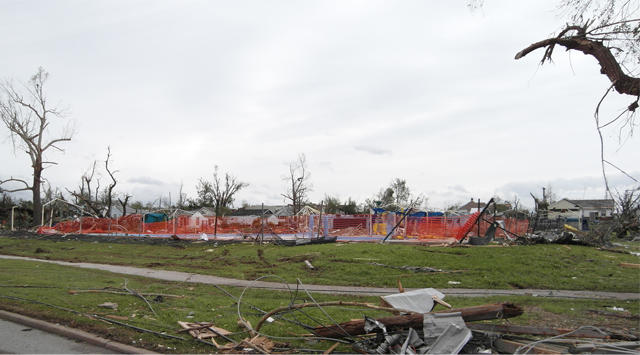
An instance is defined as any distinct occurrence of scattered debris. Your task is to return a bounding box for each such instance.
[304,259,315,270]
[105,314,129,321]
[382,288,446,313]
[98,302,118,310]
[177,321,232,339]
[313,302,523,338]
[369,262,447,273]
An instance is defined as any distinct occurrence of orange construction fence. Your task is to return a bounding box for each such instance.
[38,212,529,241]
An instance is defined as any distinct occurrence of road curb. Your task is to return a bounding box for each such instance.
[0,309,157,354]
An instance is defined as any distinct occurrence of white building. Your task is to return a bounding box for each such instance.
[547,199,615,220]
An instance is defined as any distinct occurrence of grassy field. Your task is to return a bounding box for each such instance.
[0,258,637,353]
[0,234,638,292]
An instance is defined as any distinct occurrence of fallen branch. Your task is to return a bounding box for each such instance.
[68,289,184,298]
[313,302,523,338]
[123,280,157,317]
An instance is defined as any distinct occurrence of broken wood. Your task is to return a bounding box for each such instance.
[177,321,232,337]
[619,262,640,269]
[104,314,128,321]
[397,279,404,293]
[313,302,523,338]
[432,296,451,309]
[323,341,340,355]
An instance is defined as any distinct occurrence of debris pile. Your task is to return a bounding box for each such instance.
[173,281,639,354]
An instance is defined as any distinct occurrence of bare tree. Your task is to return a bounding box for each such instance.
[67,147,120,218]
[0,67,72,225]
[103,147,118,217]
[210,166,248,217]
[177,181,187,209]
[282,154,312,215]
[118,193,131,217]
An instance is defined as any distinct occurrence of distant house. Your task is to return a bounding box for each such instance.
[230,205,283,217]
[274,205,321,216]
[457,198,512,215]
[457,198,487,214]
[547,199,615,220]
[196,207,216,216]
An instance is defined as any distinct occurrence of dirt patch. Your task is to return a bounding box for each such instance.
[256,249,274,267]
[34,248,49,254]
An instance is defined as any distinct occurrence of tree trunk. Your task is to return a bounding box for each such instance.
[32,166,42,227]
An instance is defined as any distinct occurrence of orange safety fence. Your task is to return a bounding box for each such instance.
[38,213,529,240]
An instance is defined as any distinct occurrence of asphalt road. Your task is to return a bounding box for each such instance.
[0,317,115,354]
[1,254,637,300]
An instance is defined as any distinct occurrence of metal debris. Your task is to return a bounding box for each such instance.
[382,288,446,314]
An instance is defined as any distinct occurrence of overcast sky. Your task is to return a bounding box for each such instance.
[1,0,638,210]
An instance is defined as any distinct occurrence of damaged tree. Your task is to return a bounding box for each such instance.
[282,154,311,215]
[516,1,639,100]
[0,67,73,226]
[68,147,122,218]
[516,0,640,201]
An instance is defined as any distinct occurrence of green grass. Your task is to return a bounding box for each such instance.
[0,235,638,292]
[0,258,637,353]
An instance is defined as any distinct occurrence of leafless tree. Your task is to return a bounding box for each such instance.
[67,147,120,218]
[0,67,72,226]
[118,193,131,217]
[103,147,118,217]
[210,166,247,217]
[177,181,187,209]
[282,154,312,215]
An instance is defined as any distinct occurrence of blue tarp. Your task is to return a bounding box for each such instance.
[371,208,431,217]
[144,213,168,223]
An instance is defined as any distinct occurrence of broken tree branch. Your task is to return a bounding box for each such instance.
[516,32,640,97]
